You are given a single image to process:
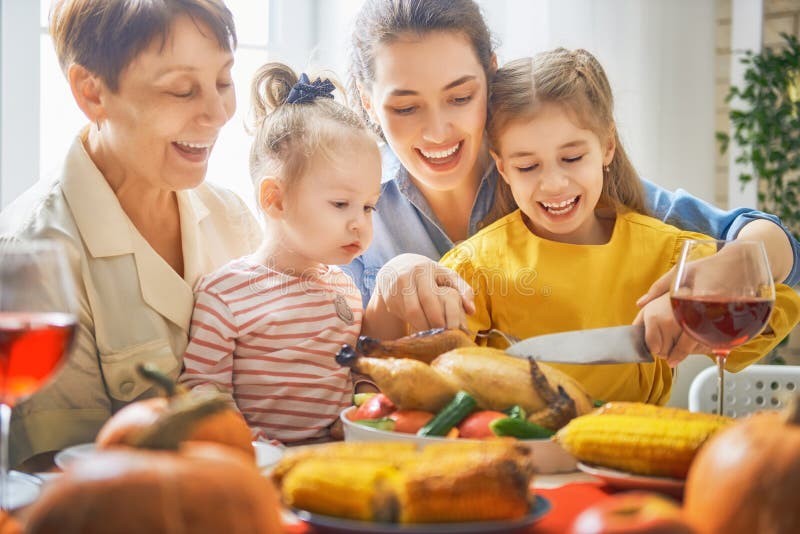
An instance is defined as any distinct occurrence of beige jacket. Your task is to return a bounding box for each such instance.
[0,134,262,465]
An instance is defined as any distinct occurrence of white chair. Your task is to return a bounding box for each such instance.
[688,364,800,417]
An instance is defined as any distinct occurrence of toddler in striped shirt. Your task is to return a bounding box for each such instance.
[179,63,382,445]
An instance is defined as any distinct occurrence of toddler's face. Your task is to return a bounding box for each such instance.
[280,134,382,268]
[492,103,614,245]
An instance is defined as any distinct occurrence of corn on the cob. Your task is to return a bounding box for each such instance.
[281,458,401,522]
[399,446,533,523]
[419,439,533,475]
[555,413,730,478]
[271,442,416,486]
[276,440,535,524]
[594,401,732,425]
[419,438,522,458]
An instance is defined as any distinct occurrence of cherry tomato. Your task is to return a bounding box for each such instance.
[388,410,435,434]
[349,393,396,421]
[457,410,507,439]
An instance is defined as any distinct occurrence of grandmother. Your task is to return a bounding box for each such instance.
[0,0,261,466]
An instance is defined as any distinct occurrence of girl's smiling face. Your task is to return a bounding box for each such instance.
[359,31,489,192]
[492,103,616,245]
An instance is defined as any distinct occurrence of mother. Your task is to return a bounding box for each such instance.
[346,0,800,339]
[0,0,261,466]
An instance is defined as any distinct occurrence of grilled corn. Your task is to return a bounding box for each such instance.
[271,442,416,485]
[281,458,401,522]
[594,401,732,424]
[275,441,534,524]
[556,413,730,478]
[400,443,533,523]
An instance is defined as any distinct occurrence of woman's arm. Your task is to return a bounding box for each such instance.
[360,253,474,340]
[725,284,800,371]
[736,219,793,284]
[643,179,799,285]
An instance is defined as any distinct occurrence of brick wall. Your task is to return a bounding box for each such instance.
[714,0,800,209]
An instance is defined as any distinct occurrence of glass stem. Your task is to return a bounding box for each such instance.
[0,403,9,510]
[714,352,728,416]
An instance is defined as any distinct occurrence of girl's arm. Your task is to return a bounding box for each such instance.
[643,179,798,285]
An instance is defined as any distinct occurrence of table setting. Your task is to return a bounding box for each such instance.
[2,239,799,533]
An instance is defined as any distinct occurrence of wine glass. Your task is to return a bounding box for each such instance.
[0,240,77,509]
[670,240,775,416]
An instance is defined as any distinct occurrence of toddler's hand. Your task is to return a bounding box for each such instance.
[633,293,709,367]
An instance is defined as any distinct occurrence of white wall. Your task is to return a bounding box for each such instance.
[728,0,762,209]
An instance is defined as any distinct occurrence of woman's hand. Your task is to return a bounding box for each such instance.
[633,293,709,367]
[636,248,746,308]
[362,254,475,339]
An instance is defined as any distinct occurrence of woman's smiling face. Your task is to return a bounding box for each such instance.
[96,14,236,191]
[361,31,489,192]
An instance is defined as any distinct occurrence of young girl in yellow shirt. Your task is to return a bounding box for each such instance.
[440,48,800,404]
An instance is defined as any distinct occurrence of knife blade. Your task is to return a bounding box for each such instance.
[504,325,654,365]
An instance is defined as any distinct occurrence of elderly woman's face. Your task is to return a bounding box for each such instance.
[99,15,235,190]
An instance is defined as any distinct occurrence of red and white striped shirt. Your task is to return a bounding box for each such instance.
[179,258,361,444]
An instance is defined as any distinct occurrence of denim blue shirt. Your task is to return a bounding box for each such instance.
[343,145,800,305]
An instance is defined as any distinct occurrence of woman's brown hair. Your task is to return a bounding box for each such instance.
[50,0,236,91]
[248,62,373,197]
[348,0,496,138]
[485,48,645,225]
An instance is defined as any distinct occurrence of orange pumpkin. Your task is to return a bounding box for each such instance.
[95,364,254,459]
[22,443,283,534]
[684,395,800,534]
[0,511,21,534]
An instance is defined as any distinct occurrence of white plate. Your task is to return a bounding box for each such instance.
[340,406,576,474]
[576,462,685,496]
[293,495,551,534]
[253,441,283,473]
[55,441,282,473]
[4,471,43,510]
[54,442,95,470]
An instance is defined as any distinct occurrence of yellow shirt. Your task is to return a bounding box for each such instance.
[440,210,800,405]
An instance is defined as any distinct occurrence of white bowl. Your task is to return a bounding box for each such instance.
[340,406,576,474]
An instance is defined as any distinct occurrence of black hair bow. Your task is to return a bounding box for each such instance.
[287,73,335,104]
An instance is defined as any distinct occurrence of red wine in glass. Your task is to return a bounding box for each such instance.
[0,240,78,510]
[0,312,76,407]
[670,239,775,416]
[670,296,774,351]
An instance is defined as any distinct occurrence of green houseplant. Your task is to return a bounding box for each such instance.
[718,33,800,364]
[717,32,800,241]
